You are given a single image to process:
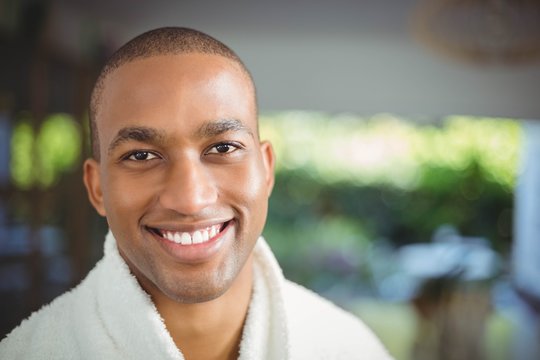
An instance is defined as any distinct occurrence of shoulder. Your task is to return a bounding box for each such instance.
[283,280,393,360]
[0,263,101,359]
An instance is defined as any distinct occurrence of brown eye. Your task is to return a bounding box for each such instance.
[207,142,241,155]
[215,144,231,153]
[127,151,158,161]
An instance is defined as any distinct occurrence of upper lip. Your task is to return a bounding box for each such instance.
[144,219,233,233]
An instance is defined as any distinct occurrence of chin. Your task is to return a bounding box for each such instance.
[158,269,239,304]
[162,278,232,304]
[168,288,227,304]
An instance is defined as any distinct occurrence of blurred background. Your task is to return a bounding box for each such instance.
[1,1,540,359]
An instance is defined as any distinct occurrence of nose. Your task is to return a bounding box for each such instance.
[158,156,218,215]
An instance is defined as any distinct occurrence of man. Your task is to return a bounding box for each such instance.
[0,27,392,359]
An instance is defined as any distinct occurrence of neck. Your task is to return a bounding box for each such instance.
[152,257,253,360]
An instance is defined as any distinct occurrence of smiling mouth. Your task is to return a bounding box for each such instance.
[146,221,231,246]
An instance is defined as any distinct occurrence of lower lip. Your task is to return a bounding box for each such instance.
[148,221,234,264]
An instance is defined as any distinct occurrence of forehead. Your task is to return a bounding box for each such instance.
[96,53,256,147]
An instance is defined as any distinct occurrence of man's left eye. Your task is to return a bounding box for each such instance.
[207,143,240,154]
[127,151,159,161]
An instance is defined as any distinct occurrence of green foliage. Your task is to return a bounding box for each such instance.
[260,112,521,191]
[10,118,34,189]
[261,112,520,290]
[10,113,81,189]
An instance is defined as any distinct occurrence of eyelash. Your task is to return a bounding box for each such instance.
[206,142,242,155]
[124,151,159,161]
[122,142,242,162]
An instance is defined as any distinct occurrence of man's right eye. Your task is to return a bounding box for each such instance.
[126,151,159,161]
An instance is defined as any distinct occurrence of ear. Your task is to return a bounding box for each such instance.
[83,158,107,216]
[259,141,275,196]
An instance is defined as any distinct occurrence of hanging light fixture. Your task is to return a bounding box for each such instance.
[411,0,540,65]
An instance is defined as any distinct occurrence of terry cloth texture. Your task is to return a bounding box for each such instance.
[0,231,393,360]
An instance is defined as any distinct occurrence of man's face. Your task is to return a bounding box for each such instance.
[83,54,274,303]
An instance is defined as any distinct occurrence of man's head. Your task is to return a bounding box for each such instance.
[83,27,275,304]
[89,27,256,160]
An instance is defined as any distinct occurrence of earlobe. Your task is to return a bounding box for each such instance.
[259,141,275,196]
[83,158,107,216]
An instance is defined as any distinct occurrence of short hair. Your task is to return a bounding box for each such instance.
[89,27,255,160]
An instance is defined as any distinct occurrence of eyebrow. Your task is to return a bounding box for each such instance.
[107,119,253,154]
[196,118,254,138]
[108,126,166,154]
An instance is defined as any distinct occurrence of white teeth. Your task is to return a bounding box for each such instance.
[192,231,203,244]
[157,222,227,245]
[180,232,192,245]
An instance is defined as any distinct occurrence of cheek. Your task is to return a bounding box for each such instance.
[218,159,269,224]
[102,171,158,225]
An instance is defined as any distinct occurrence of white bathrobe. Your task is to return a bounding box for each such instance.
[0,231,393,359]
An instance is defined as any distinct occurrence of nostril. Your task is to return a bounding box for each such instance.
[159,163,218,215]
